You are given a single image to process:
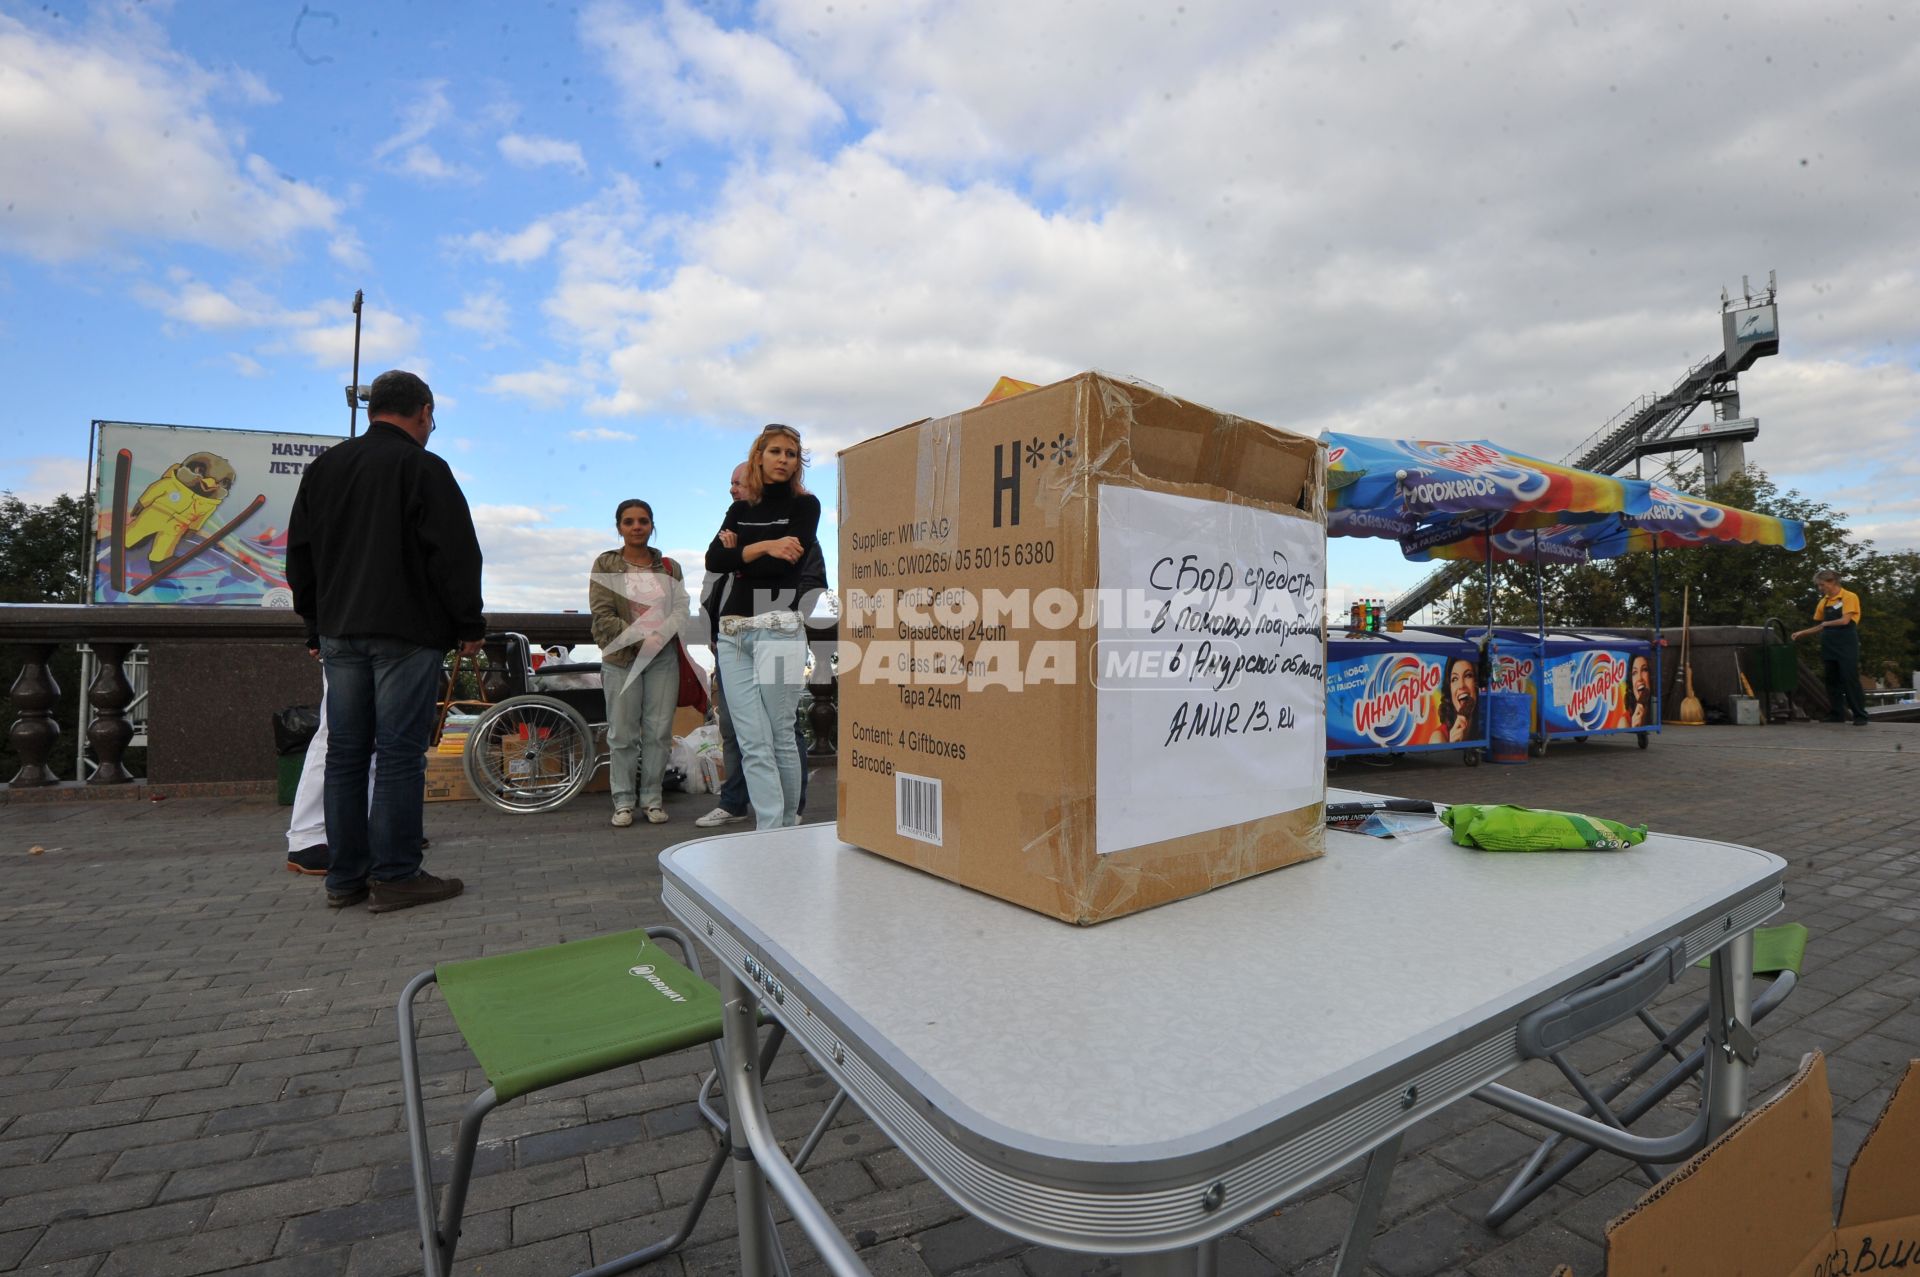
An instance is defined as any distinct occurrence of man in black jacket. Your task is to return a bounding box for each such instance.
[287,370,484,913]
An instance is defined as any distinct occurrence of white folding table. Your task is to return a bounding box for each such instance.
[660,791,1785,1275]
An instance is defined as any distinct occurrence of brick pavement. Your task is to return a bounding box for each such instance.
[0,721,1915,1276]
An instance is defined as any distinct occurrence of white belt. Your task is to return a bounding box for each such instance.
[720,610,801,637]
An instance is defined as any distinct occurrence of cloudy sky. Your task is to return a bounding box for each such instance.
[2,0,1915,615]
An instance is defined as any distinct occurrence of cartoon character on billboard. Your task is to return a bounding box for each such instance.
[1627,653,1656,727]
[123,451,237,567]
[1440,655,1480,742]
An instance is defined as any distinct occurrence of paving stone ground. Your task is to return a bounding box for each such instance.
[1,720,1915,1276]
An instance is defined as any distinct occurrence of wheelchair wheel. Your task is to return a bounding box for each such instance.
[463,695,597,814]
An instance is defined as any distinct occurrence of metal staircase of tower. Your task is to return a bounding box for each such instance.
[1384,283,1778,622]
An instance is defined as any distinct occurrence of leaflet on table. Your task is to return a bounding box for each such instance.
[1094,485,1324,855]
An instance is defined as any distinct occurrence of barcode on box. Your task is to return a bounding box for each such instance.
[896,772,943,846]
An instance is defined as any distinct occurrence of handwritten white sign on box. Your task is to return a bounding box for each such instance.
[1094,485,1326,856]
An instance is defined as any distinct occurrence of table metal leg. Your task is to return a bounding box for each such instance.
[721,972,777,1277]
[1118,1240,1215,1275]
[719,972,872,1276]
[1705,929,1756,1138]
[1334,1131,1403,1277]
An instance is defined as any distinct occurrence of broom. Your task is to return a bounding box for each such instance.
[1677,585,1706,725]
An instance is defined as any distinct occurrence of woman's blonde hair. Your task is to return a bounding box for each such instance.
[742,423,808,503]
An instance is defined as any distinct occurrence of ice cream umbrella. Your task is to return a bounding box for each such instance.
[1324,433,1656,541]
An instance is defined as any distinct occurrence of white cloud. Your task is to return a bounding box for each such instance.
[485,365,588,407]
[0,456,88,505]
[392,144,478,184]
[582,0,844,149]
[499,132,589,175]
[272,306,424,374]
[455,221,559,266]
[568,427,638,442]
[470,502,708,610]
[225,352,267,378]
[439,1,1920,581]
[370,82,477,183]
[0,14,339,261]
[133,271,426,375]
[445,287,511,345]
[459,179,653,352]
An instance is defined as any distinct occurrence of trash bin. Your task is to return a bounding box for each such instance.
[1758,642,1796,696]
[276,753,304,806]
[1487,691,1532,764]
[272,704,321,808]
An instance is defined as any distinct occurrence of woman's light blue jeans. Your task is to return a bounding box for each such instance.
[603,647,679,811]
[715,620,807,829]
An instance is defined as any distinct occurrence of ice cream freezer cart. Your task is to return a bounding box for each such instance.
[1475,628,1660,753]
[1326,629,1488,765]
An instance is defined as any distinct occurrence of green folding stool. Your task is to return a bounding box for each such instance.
[398,926,784,1277]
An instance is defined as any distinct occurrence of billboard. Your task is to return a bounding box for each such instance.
[90,421,341,606]
[1326,646,1482,753]
[1722,302,1779,371]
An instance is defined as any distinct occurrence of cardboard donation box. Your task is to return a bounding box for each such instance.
[1553,1051,1920,1277]
[836,371,1328,924]
[423,751,474,803]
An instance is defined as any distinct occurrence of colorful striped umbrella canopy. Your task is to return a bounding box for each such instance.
[1325,433,1655,540]
[1404,485,1806,564]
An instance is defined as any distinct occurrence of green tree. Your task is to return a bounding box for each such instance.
[0,491,91,780]
[0,492,89,603]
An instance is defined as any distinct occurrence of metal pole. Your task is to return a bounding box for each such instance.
[1484,537,1494,633]
[719,973,776,1276]
[1533,531,1546,641]
[1333,1132,1403,1277]
[349,290,364,437]
[1706,929,1756,1138]
[1651,541,1664,709]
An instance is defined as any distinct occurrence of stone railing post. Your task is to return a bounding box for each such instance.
[7,642,62,787]
[85,641,136,784]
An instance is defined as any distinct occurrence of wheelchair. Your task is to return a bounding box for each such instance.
[456,633,611,814]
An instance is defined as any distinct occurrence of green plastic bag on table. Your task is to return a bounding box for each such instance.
[1440,803,1648,852]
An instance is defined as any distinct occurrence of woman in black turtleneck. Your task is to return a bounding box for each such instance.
[705,424,821,829]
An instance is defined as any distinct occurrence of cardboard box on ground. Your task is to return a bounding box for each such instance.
[835,371,1328,925]
[1551,1050,1920,1277]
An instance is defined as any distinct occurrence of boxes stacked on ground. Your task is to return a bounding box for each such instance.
[836,371,1328,925]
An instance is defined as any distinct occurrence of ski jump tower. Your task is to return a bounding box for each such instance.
[1385,274,1782,622]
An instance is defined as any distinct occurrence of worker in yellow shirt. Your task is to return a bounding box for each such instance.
[1792,569,1869,725]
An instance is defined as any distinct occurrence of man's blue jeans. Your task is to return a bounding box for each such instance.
[319,636,443,892]
[713,662,809,817]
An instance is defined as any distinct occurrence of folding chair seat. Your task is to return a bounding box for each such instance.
[1481,922,1807,1228]
[397,926,749,1277]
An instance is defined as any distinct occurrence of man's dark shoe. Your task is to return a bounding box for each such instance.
[1853,717,1871,726]
[326,885,369,908]
[286,845,330,876]
[368,872,464,915]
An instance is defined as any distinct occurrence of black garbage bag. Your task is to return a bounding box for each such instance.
[273,704,321,756]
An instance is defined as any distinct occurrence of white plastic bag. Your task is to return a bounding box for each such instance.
[670,736,709,794]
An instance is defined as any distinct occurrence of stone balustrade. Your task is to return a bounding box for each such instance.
[0,604,839,789]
